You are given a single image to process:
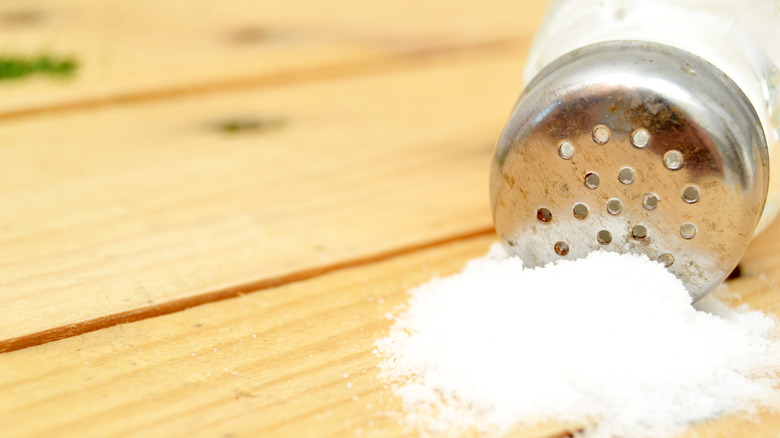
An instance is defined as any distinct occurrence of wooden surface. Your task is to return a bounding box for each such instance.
[0,49,521,351]
[0,0,536,117]
[1,1,779,437]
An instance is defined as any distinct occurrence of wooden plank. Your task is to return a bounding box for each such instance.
[0,0,546,116]
[0,49,526,351]
[0,234,582,438]
[3,219,780,438]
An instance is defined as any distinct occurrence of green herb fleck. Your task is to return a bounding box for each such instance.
[217,116,287,134]
[0,55,77,80]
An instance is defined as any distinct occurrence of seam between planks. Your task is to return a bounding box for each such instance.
[0,38,525,122]
[0,226,495,354]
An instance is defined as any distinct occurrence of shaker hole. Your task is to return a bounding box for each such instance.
[631,129,650,148]
[592,124,610,144]
[607,198,622,215]
[632,224,648,239]
[658,253,675,267]
[642,193,659,210]
[558,142,575,159]
[597,230,612,245]
[681,222,697,239]
[573,203,589,220]
[584,172,600,189]
[683,186,699,203]
[537,207,553,223]
[554,241,570,256]
[664,150,684,170]
[618,167,635,184]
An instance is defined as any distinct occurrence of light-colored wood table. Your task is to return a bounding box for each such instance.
[1,1,779,436]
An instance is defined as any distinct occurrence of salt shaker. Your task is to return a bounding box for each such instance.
[490,0,780,300]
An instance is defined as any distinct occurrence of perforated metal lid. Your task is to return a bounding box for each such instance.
[490,41,768,301]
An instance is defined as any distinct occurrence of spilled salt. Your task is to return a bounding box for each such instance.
[374,244,780,438]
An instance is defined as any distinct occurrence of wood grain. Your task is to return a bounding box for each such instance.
[0,0,545,117]
[3,220,780,438]
[0,49,526,351]
[0,235,504,438]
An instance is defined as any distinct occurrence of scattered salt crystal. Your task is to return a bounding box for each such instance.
[347,382,354,389]
[343,373,349,378]
[375,244,780,438]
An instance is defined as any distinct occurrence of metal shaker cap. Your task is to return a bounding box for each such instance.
[490,40,768,301]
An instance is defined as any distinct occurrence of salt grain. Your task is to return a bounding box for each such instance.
[374,244,780,438]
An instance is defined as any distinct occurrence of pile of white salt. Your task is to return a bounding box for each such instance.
[374,245,780,437]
